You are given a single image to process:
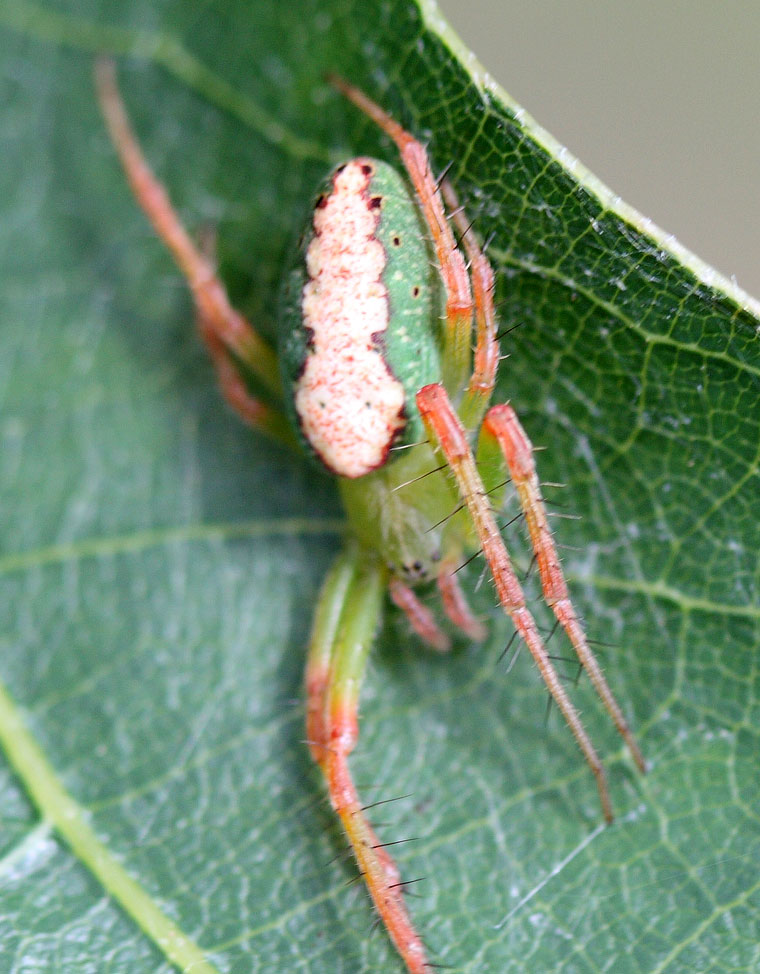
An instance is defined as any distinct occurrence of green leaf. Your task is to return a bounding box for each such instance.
[1,1,758,972]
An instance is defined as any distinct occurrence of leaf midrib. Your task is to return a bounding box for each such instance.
[0,678,222,974]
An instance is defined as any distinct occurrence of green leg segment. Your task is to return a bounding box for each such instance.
[304,543,430,973]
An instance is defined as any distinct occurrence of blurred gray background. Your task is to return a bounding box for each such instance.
[438,0,760,298]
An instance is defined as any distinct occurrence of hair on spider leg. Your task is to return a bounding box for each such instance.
[449,212,478,248]
[538,494,577,512]
[370,804,423,834]
[370,837,421,850]
[366,907,413,941]
[542,617,561,646]
[547,510,582,521]
[299,791,345,829]
[391,463,448,492]
[434,158,456,190]
[360,793,415,812]
[447,203,469,226]
[453,545,483,574]
[481,229,497,254]
[497,510,527,536]
[469,557,492,595]
[465,478,513,510]
[541,657,585,689]
[545,654,585,688]
[543,691,555,728]
[546,653,578,667]
[388,876,427,897]
[504,644,523,676]
[572,662,584,688]
[486,476,513,497]
[522,550,538,584]
[585,637,621,651]
[327,844,363,867]
[497,629,518,664]
[389,438,430,452]
[495,320,527,341]
[451,514,522,575]
[343,870,367,889]
[425,501,466,534]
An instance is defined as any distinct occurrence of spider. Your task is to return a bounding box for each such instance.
[95,62,646,974]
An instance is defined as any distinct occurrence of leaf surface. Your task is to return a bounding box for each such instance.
[1,1,759,972]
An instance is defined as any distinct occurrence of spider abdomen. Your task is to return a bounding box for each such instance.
[280,157,441,478]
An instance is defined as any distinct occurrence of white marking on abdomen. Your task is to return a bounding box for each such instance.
[295,160,406,479]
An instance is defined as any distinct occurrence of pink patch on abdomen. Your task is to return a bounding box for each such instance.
[295,160,405,479]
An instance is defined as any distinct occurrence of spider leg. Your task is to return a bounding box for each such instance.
[437,560,487,642]
[439,180,499,429]
[306,547,430,972]
[305,549,359,764]
[482,404,647,772]
[330,76,473,395]
[94,59,293,445]
[189,225,289,434]
[389,577,451,652]
[417,383,614,822]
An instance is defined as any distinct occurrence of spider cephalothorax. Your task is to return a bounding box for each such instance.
[96,63,645,974]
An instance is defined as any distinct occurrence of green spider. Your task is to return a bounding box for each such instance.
[96,62,645,974]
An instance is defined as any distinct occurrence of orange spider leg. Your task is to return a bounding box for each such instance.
[307,549,430,973]
[94,59,293,444]
[482,405,647,773]
[436,560,487,642]
[440,179,499,429]
[417,383,614,822]
[330,76,473,394]
[190,226,286,433]
[390,577,451,651]
[305,550,358,764]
